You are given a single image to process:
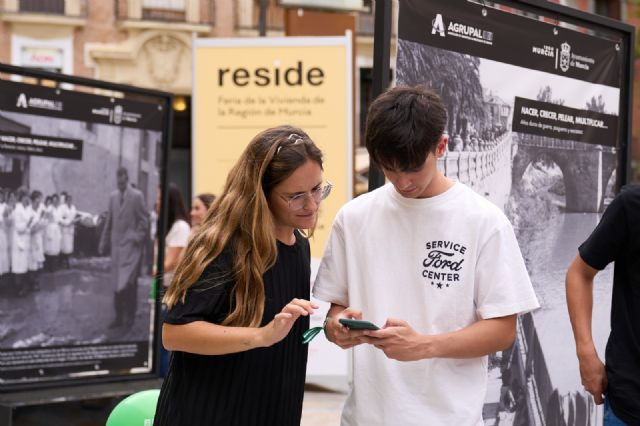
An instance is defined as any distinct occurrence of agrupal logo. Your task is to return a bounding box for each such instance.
[430,13,494,45]
[432,14,445,37]
[15,93,63,111]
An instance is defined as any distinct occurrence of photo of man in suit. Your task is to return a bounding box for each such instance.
[99,167,149,329]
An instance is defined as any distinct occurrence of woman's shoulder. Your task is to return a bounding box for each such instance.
[193,244,235,290]
[200,242,234,273]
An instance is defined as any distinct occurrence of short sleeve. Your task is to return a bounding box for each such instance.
[313,211,349,307]
[165,248,235,325]
[166,220,191,248]
[475,221,540,320]
[579,192,627,271]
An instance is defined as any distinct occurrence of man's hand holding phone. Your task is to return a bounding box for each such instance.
[360,318,429,361]
[324,305,373,350]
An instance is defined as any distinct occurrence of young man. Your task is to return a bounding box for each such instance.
[566,184,640,425]
[313,85,539,425]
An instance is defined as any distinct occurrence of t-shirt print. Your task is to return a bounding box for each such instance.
[422,240,467,289]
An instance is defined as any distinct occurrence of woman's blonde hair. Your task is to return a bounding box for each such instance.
[163,125,323,327]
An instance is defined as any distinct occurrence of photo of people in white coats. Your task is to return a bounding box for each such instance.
[0,110,162,352]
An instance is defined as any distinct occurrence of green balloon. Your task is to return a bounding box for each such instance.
[106,389,160,426]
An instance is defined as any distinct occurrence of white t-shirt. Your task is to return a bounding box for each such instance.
[166,219,190,249]
[163,219,190,286]
[313,182,540,426]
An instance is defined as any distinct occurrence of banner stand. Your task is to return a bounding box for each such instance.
[0,63,172,418]
[0,377,162,426]
[368,0,392,190]
[373,1,634,425]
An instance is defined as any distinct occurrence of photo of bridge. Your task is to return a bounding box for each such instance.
[397,38,620,425]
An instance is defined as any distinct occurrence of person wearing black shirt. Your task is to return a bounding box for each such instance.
[154,125,332,426]
[566,184,640,425]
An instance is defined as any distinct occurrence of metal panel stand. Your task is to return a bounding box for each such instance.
[0,378,162,426]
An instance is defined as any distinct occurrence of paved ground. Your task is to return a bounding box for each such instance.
[9,383,348,426]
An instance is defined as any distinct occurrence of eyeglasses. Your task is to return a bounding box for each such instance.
[280,182,333,211]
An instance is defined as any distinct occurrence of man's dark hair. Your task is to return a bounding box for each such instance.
[364,85,447,171]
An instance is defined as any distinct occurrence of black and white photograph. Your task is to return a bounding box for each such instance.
[397,0,625,424]
[0,78,166,385]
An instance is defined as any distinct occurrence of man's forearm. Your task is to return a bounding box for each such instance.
[420,315,517,359]
[566,255,598,357]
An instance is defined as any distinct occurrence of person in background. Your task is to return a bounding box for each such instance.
[155,184,191,377]
[4,191,16,276]
[59,192,77,269]
[157,184,191,288]
[566,184,640,425]
[99,167,150,329]
[44,194,62,272]
[0,190,9,281]
[189,192,215,241]
[153,125,329,426]
[28,190,46,289]
[10,190,34,295]
[189,192,216,239]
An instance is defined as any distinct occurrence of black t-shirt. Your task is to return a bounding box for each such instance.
[579,184,640,424]
[153,232,311,426]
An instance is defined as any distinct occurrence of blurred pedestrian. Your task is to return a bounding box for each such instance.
[189,192,215,241]
[156,184,191,377]
[157,184,190,288]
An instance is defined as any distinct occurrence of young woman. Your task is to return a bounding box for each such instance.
[153,125,331,426]
[188,192,215,240]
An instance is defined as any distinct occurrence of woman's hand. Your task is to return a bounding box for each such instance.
[260,298,318,347]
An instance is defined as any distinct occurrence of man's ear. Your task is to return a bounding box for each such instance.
[436,134,449,157]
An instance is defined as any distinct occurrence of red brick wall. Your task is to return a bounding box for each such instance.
[0,22,10,64]
[73,1,128,79]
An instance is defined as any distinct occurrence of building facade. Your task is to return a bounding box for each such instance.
[0,0,637,195]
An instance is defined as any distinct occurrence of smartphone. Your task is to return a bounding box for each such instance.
[338,318,380,330]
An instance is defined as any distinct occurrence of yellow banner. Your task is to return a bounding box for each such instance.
[193,36,352,257]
